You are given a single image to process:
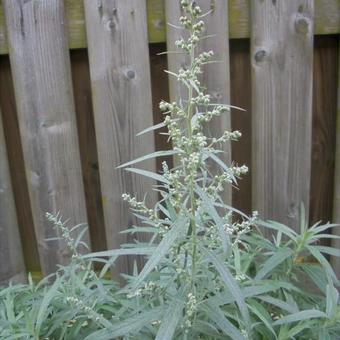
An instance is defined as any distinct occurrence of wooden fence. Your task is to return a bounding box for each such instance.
[0,0,339,283]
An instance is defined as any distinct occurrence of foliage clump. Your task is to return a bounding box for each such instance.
[1,1,340,339]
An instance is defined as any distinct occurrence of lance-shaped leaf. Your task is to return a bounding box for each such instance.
[130,217,188,291]
[255,247,293,280]
[155,286,187,340]
[117,150,180,169]
[201,247,250,330]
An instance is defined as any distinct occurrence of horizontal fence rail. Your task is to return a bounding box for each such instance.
[0,0,339,282]
[0,0,339,54]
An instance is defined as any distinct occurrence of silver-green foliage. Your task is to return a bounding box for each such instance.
[1,1,340,339]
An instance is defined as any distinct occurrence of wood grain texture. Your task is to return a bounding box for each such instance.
[84,0,156,274]
[251,0,314,232]
[0,55,40,272]
[3,0,90,275]
[310,36,338,227]
[0,105,26,285]
[0,0,339,54]
[165,0,232,204]
[147,0,166,43]
[230,39,252,215]
[332,37,340,276]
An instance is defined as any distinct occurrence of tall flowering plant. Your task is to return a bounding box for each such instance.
[1,1,339,339]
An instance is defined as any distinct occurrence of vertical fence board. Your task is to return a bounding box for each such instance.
[0,106,26,285]
[332,39,340,277]
[84,0,156,274]
[3,0,90,275]
[0,56,40,272]
[165,0,232,203]
[251,0,314,231]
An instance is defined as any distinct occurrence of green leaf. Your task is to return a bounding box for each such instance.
[155,287,187,340]
[313,245,340,257]
[116,150,180,169]
[202,247,250,329]
[35,277,61,334]
[202,302,247,339]
[285,322,313,339]
[136,121,166,136]
[299,204,307,234]
[273,310,327,326]
[81,247,156,259]
[326,283,338,318]
[195,185,230,254]
[311,223,340,234]
[307,246,339,283]
[125,167,169,184]
[84,307,163,340]
[257,220,297,240]
[131,217,188,290]
[248,299,277,338]
[255,248,293,280]
[256,295,298,314]
[301,264,328,293]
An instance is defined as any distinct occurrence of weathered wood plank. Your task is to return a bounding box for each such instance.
[147,0,166,44]
[332,39,340,277]
[0,105,26,285]
[3,0,90,275]
[251,0,314,232]
[165,0,232,204]
[83,0,156,274]
[0,55,40,272]
[0,0,339,54]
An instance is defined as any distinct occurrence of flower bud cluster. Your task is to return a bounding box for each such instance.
[211,130,242,145]
[66,296,102,323]
[191,93,210,106]
[184,292,197,328]
[231,211,258,246]
[179,16,192,29]
[122,193,156,220]
[231,165,248,178]
[46,212,78,256]
[159,101,183,116]
[127,281,159,299]
[196,50,214,64]
[175,38,192,52]
[196,105,229,126]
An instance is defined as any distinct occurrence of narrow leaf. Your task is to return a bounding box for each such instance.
[125,167,169,184]
[202,247,250,328]
[255,248,293,280]
[155,287,187,340]
[136,121,166,136]
[117,150,179,169]
[131,217,188,290]
[273,310,327,326]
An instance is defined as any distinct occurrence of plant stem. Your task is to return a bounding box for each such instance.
[187,43,197,291]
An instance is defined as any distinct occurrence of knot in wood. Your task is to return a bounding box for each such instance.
[106,19,115,31]
[254,50,266,63]
[126,69,135,79]
[295,15,310,34]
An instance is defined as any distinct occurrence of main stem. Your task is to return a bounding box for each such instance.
[187,45,197,291]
